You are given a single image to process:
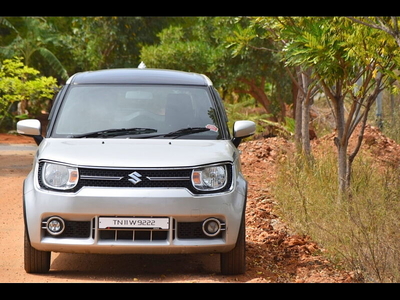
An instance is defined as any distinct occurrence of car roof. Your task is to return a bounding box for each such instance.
[66,68,213,86]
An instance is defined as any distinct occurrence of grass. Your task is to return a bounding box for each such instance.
[272,143,400,282]
[267,90,400,282]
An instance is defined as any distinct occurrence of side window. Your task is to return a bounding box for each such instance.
[48,86,65,121]
[211,88,230,138]
[47,85,67,136]
[212,88,228,124]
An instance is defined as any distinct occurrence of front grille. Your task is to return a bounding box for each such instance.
[99,229,168,241]
[79,168,192,189]
[38,163,233,194]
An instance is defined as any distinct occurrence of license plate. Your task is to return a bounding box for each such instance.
[99,217,169,229]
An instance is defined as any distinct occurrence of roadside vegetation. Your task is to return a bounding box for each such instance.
[0,57,58,131]
[230,88,400,283]
[272,92,400,283]
[273,133,400,283]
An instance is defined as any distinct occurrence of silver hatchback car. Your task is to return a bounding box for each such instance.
[17,68,255,275]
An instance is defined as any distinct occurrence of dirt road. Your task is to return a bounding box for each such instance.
[0,134,358,283]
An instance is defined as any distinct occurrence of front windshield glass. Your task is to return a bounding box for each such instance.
[52,85,222,139]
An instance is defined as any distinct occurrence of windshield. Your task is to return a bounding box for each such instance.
[52,85,222,139]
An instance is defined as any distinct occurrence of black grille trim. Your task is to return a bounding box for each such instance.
[41,218,224,241]
[42,219,91,238]
[38,163,233,194]
[177,222,223,239]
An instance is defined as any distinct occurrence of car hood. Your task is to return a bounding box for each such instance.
[36,138,238,168]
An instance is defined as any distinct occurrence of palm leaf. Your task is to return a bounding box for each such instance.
[37,48,69,80]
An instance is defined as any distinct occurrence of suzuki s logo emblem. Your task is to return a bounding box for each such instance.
[128,171,142,185]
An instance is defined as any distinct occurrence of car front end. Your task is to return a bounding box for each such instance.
[24,138,247,255]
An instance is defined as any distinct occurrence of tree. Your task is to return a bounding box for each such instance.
[347,17,400,135]
[0,57,59,131]
[0,17,69,81]
[140,17,292,122]
[140,25,217,74]
[0,17,173,83]
[281,17,399,197]
[67,16,172,72]
[252,17,320,157]
[294,66,319,157]
[347,17,400,49]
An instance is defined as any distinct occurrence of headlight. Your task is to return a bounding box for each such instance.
[42,162,79,190]
[192,165,227,191]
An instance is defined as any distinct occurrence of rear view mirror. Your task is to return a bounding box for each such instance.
[125,91,153,99]
[232,120,256,147]
[17,119,43,145]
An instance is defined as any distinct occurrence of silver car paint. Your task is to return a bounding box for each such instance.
[24,138,246,254]
[36,138,238,168]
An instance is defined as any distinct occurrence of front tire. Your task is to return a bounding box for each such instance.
[24,227,51,273]
[220,215,246,275]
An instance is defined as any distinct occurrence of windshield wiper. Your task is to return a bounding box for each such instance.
[134,127,211,139]
[70,127,158,138]
[163,127,211,138]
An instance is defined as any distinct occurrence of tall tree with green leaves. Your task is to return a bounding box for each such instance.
[140,17,292,122]
[68,16,172,72]
[281,17,400,197]
[251,17,321,157]
[347,17,400,140]
[0,17,69,81]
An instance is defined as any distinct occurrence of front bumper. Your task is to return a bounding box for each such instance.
[23,173,247,255]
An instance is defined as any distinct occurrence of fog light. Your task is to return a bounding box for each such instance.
[46,216,65,235]
[202,218,221,237]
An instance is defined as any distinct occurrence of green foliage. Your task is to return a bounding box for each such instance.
[224,98,270,137]
[223,96,296,139]
[0,57,59,131]
[140,17,293,120]
[280,17,354,80]
[140,26,217,73]
[68,16,172,73]
[260,116,295,138]
[0,17,69,81]
[280,16,400,86]
[273,145,400,282]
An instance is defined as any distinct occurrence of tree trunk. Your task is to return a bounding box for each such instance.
[301,98,311,156]
[18,99,29,115]
[300,72,312,158]
[293,67,313,158]
[237,77,278,122]
[332,95,349,199]
[336,137,349,198]
[294,70,303,152]
[253,90,278,122]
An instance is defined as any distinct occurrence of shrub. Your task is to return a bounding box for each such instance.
[0,57,59,132]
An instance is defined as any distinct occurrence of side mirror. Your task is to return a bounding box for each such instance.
[17,119,43,145]
[232,120,256,147]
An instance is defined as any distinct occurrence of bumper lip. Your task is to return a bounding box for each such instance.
[32,238,235,254]
[33,214,236,254]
